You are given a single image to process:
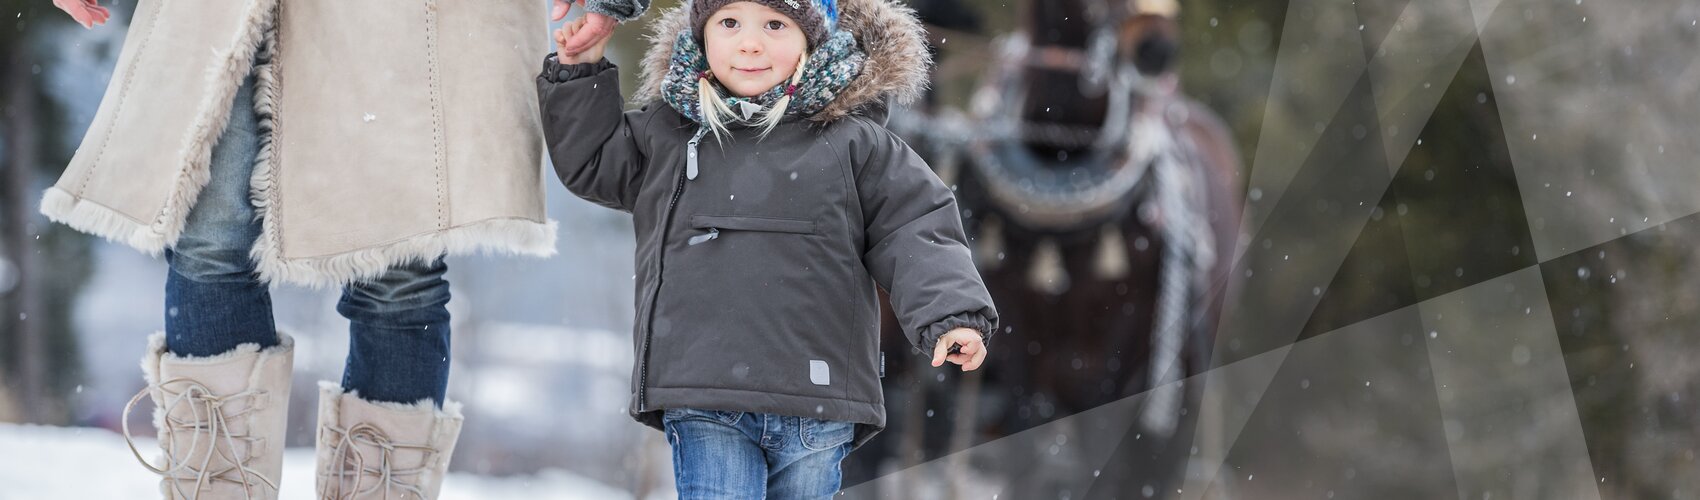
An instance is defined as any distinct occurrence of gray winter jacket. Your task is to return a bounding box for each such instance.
[537,0,994,449]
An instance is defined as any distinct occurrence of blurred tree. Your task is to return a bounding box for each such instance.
[0,0,94,425]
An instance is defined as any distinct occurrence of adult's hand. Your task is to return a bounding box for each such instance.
[53,0,111,29]
[552,0,619,57]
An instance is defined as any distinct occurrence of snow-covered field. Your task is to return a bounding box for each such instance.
[0,423,637,500]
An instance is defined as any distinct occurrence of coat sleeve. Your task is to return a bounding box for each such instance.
[854,123,1000,355]
[583,0,652,23]
[537,56,653,213]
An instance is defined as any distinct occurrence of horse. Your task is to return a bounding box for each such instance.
[848,0,1246,497]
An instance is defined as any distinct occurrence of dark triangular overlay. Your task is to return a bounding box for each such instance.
[1215,71,1396,367]
[1207,306,1462,499]
[1298,40,1538,340]
[1296,187,1419,343]
[1539,210,1700,494]
[1391,41,1538,302]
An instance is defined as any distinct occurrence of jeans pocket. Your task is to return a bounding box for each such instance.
[799,417,856,451]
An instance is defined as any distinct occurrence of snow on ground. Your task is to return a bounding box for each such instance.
[0,423,635,500]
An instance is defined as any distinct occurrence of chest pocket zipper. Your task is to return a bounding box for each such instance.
[686,215,817,246]
[687,228,719,246]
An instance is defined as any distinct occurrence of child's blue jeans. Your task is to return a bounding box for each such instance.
[663,408,857,499]
[162,69,452,406]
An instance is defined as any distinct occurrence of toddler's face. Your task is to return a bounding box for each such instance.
[703,2,808,98]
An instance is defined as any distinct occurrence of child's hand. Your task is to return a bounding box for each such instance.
[553,0,620,56]
[931,328,988,371]
[555,17,611,65]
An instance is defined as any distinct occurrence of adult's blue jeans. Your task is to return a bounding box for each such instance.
[163,70,452,406]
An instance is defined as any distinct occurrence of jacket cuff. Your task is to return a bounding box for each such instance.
[541,55,614,83]
[919,311,997,354]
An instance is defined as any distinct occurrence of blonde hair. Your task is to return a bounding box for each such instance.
[698,51,810,142]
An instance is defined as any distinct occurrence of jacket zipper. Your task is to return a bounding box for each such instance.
[638,127,707,413]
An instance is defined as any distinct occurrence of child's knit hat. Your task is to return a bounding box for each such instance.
[690,0,840,49]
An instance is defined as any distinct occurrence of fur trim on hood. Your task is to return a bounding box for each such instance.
[632,0,932,123]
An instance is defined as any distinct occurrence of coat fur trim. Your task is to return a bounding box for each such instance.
[39,188,167,253]
[632,0,932,123]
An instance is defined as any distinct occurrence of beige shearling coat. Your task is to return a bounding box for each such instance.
[40,0,557,287]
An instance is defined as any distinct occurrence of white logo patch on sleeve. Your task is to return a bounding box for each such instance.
[809,360,831,386]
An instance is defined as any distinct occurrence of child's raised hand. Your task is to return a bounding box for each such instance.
[553,0,620,56]
[554,17,611,65]
[931,328,988,371]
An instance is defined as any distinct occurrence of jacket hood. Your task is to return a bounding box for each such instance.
[633,0,932,124]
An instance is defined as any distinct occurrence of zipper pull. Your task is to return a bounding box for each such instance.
[687,228,719,246]
[686,127,707,181]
